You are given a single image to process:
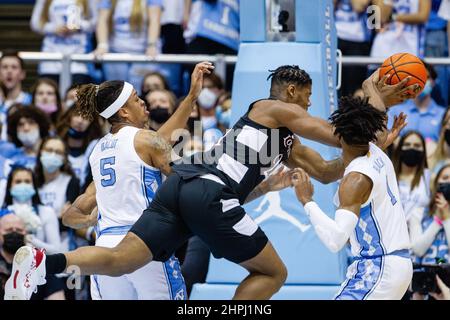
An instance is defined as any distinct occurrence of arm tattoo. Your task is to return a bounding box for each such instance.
[148,131,174,175]
[148,131,172,154]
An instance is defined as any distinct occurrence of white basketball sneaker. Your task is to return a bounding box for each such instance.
[4,246,47,300]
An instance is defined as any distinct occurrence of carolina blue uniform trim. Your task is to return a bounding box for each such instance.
[98,225,133,237]
[93,275,103,299]
[140,166,149,207]
[335,256,384,300]
[163,256,187,300]
[141,165,162,207]
[162,262,173,299]
[355,203,385,258]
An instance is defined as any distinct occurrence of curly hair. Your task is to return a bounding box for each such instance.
[330,96,387,146]
[75,80,124,124]
[7,105,51,147]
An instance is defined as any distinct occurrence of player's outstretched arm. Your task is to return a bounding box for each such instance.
[157,62,214,144]
[286,138,344,184]
[244,167,301,204]
[62,182,98,229]
[273,104,341,148]
[292,169,372,253]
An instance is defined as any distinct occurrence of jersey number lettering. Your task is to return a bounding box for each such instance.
[100,157,116,187]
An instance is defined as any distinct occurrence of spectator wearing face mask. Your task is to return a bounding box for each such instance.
[145,89,176,130]
[392,131,431,223]
[0,50,32,141]
[6,106,51,169]
[31,78,63,128]
[197,72,224,131]
[388,62,446,143]
[429,108,450,175]
[2,166,64,300]
[56,107,103,188]
[35,137,80,226]
[215,92,231,132]
[0,213,27,300]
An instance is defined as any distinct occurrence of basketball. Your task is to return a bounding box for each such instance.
[379,53,428,95]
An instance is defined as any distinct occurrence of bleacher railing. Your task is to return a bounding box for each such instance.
[8,52,450,96]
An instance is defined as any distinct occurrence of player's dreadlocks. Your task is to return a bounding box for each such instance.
[330,96,387,146]
[76,80,125,124]
[267,65,312,89]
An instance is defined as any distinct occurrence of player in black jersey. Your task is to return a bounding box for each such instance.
[6,66,418,300]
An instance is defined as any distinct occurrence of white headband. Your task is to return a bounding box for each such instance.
[99,82,133,119]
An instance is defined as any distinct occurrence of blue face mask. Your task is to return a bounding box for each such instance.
[40,151,64,173]
[215,106,231,128]
[11,183,36,203]
[417,80,433,100]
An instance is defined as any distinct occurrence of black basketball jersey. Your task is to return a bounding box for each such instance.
[173,99,295,203]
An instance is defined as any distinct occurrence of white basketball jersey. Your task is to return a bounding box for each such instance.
[89,126,162,233]
[336,143,410,258]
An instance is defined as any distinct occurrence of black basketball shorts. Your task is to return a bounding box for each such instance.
[130,172,268,264]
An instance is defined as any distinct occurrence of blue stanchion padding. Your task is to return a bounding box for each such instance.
[190,284,341,300]
[240,0,266,42]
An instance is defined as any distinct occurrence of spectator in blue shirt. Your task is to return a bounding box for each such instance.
[388,62,446,142]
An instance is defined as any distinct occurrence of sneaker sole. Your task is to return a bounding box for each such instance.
[14,247,31,265]
[4,247,32,300]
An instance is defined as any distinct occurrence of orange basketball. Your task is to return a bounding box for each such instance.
[379,53,428,96]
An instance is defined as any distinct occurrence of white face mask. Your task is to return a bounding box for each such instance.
[198,88,218,110]
[18,129,40,147]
